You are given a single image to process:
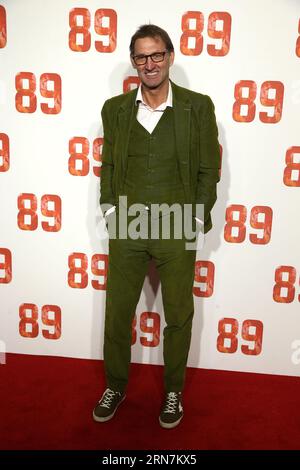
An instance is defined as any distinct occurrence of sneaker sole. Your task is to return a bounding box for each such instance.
[92,394,126,423]
[159,414,183,429]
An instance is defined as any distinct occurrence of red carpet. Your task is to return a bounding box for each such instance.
[0,353,299,450]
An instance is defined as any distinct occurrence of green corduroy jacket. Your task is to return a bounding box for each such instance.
[100,80,221,234]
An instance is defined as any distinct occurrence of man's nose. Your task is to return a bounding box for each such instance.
[145,56,155,68]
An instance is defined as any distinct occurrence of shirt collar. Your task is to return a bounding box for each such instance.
[136,80,173,110]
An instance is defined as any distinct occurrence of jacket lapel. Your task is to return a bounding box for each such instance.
[172,81,192,201]
[115,89,138,191]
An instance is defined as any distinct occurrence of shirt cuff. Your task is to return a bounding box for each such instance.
[104,206,116,218]
[194,217,204,225]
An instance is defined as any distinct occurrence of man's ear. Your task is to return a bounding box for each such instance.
[130,56,137,70]
[169,51,175,67]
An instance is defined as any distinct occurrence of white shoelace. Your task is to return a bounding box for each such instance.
[163,392,180,414]
[100,388,119,409]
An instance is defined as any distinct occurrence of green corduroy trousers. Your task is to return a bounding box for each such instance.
[103,211,197,393]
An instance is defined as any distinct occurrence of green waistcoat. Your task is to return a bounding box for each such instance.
[123,107,186,209]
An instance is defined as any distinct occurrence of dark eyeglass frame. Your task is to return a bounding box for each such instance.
[132,50,169,66]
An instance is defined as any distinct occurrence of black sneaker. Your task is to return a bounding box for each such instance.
[93,388,125,422]
[159,392,183,429]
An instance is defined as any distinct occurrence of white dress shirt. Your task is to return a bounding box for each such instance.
[135,82,173,133]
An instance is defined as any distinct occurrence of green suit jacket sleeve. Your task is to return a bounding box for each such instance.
[99,101,116,215]
[195,95,220,226]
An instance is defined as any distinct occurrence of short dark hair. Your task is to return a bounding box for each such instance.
[129,24,174,56]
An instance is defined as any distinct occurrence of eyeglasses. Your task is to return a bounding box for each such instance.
[132,50,168,66]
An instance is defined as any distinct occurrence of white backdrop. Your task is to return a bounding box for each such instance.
[0,0,300,377]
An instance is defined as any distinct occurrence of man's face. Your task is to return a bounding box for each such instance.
[131,36,174,90]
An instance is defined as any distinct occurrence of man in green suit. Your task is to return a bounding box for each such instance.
[93,24,220,429]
